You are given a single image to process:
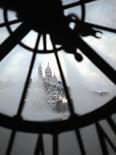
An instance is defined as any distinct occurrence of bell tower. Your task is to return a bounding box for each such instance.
[38,63,43,78]
[45,63,52,84]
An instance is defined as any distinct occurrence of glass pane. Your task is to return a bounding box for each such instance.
[0,16,10,44]
[59,131,81,155]
[85,0,116,28]
[0,27,9,44]
[22,53,70,121]
[43,134,52,155]
[7,10,17,21]
[63,0,82,19]
[62,0,76,5]
[81,124,102,155]
[99,120,116,146]
[10,22,22,32]
[58,51,116,115]
[0,127,11,155]
[3,9,21,32]
[11,132,37,155]
[83,31,116,70]
[0,8,4,23]
[22,30,38,49]
[0,46,32,116]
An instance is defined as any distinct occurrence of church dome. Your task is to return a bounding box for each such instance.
[53,73,57,80]
[45,63,52,75]
[52,73,58,85]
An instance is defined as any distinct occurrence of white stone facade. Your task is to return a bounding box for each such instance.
[38,63,58,86]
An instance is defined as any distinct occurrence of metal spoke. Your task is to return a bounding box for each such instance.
[75,130,86,155]
[96,123,109,155]
[85,22,116,33]
[107,117,116,135]
[76,36,116,85]
[6,131,16,155]
[0,22,30,61]
[53,134,59,155]
[63,0,97,10]
[16,34,41,116]
[0,19,21,28]
[51,36,75,115]
[34,134,45,155]
[96,123,116,154]
[43,34,47,51]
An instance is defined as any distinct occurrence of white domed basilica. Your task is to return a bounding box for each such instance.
[38,62,59,86]
[38,63,68,112]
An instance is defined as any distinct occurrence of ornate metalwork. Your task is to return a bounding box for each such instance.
[0,0,116,155]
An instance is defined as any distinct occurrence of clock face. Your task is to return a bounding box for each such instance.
[0,0,116,155]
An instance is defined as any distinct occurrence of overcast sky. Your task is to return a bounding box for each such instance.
[0,0,116,89]
[0,2,116,155]
[0,0,116,87]
[0,0,116,117]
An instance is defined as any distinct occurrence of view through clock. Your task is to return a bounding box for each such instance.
[0,0,116,155]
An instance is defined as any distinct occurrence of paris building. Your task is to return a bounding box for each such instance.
[38,63,68,112]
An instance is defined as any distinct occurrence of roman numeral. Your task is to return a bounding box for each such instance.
[96,118,116,155]
[34,134,45,155]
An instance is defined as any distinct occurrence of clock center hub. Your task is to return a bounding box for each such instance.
[16,0,64,32]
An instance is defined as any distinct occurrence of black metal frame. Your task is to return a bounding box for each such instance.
[0,0,116,155]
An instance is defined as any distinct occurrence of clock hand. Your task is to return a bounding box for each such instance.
[67,14,102,38]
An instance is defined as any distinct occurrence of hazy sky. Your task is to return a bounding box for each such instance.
[0,1,116,81]
[0,0,116,116]
[0,2,116,155]
[0,0,116,90]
